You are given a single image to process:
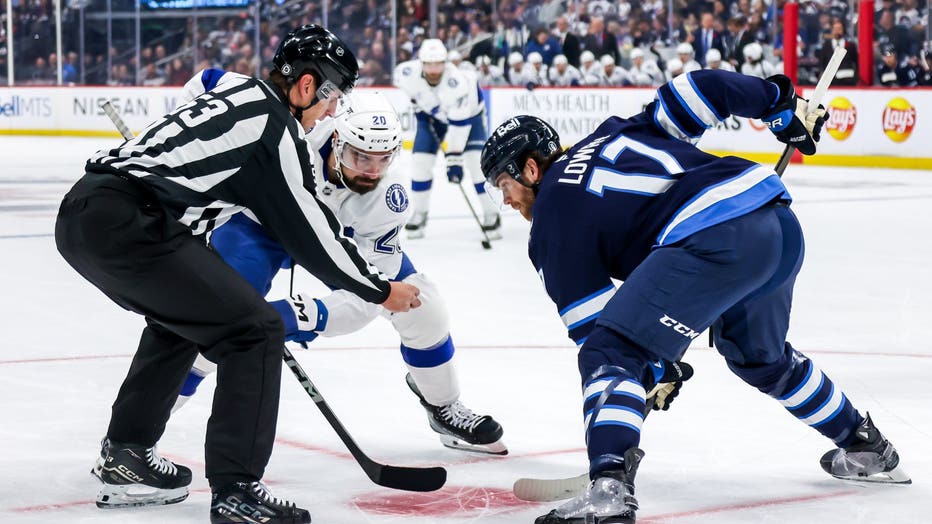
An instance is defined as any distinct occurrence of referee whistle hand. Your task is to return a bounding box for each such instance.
[383,281,422,312]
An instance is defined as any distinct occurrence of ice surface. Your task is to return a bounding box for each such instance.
[1,136,930,523]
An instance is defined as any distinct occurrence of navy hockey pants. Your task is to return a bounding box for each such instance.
[55,172,284,489]
[580,201,804,379]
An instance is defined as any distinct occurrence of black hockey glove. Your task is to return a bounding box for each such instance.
[761,74,828,156]
[646,359,694,411]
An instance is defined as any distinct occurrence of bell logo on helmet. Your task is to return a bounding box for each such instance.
[496,118,519,137]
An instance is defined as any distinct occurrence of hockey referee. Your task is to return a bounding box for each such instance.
[55,25,420,524]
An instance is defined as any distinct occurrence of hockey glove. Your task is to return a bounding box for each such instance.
[761,74,828,156]
[270,293,325,345]
[446,153,464,184]
[646,359,694,411]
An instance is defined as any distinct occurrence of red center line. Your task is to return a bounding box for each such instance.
[638,489,861,523]
[2,345,931,366]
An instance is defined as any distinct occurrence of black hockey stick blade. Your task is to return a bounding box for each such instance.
[282,346,448,492]
[365,461,447,492]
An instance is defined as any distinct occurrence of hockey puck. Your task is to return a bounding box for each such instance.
[481,240,492,249]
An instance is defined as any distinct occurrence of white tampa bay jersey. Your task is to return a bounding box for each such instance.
[392,59,484,154]
[306,119,413,279]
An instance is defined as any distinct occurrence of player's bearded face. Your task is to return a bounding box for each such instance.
[495,172,536,221]
[422,61,444,85]
[337,144,398,194]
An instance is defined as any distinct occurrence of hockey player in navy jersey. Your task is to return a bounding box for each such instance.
[481,70,910,524]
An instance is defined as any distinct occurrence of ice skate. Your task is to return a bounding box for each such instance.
[536,448,644,524]
[210,480,311,524]
[405,212,428,239]
[481,213,502,240]
[405,373,507,455]
[820,413,911,484]
[95,440,192,508]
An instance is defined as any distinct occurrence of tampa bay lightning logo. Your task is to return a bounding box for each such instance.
[448,77,458,88]
[385,183,408,213]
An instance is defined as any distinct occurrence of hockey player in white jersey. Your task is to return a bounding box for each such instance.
[548,54,583,86]
[578,50,604,85]
[169,91,507,455]
[506,51,539,87]
[599,54,630,86]
[393,39,501,240]
[627,48,664,86]
[676,42,702,73]
[741,42,778,78]
[526,52,550,86]
[704,48,735,71]
[475,55,508,86]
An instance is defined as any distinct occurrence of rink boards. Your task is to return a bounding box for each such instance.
[0,84,929,169]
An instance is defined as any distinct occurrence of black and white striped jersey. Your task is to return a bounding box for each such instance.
[86,72,391,304]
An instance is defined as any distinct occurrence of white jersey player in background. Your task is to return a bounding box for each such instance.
[392,39,502,240]
[704,48,735,71]
[87,85,507,469]
[627,48,664,86]
[548,54,583,86]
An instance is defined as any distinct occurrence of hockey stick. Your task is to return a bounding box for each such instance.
[282,346,448,492]
[101,100,134,140]
[102,100,448,493]
[774,47,846,176]
[424,115,494,250]
[512,386,665,502]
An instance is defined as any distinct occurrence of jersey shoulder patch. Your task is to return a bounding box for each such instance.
[384,183,409,213]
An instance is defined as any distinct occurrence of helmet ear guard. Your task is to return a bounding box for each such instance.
[480,115,561,188]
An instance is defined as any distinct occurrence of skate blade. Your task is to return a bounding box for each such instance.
[439,434,508,455]
[96,484,189,508]
[406,229,426,239]
[832,464,912,485]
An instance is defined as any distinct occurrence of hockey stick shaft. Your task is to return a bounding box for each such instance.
[774,47,846,176]
[101,100,134,140]
[282,346,447,492]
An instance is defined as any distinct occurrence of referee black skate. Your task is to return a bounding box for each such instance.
[56,24,420,524]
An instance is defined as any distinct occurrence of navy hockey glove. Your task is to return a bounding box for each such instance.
[761,74,828,156]
[646,359,694,411]
[446,153,464,183]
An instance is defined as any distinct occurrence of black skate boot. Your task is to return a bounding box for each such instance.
[820,413,911,484]
[96,440,192,508]
[405,212,428,239]
[90,436,109,481]
[536,448,644,524]
[210,480,311,524]
[405,373,507,455]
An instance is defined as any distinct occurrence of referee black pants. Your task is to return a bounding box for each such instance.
[55,172,284,489]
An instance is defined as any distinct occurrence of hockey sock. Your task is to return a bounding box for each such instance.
[583,365,647,477]
[401,336,459,406]
[729,343,861,447]
[410,153,436,216]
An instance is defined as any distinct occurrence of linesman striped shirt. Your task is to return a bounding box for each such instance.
[87,72,390,304]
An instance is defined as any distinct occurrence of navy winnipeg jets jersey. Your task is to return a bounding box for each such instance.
[529,70,791,345]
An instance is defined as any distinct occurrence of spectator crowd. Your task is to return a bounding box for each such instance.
[1,0,929,87]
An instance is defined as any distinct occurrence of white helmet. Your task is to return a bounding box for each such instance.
[476,55,492,66]
[630,48,645,60]
[676,42,694,57]
[600,54,614,66]
[448,49,463,63]
[553,54,568,66]
[743,42,763,61]
[508,51,524,66]
[528,51,543,64]
[334,92,401,184]
[418,39,447,63]
[580,50,595,63]
[705,48,722,64]
[666,57,684,73]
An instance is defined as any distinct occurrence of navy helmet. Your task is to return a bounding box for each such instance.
[273,25,358,94]
[481,115,560,187]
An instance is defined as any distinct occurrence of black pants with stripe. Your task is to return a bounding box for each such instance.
[55,172,284,489]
